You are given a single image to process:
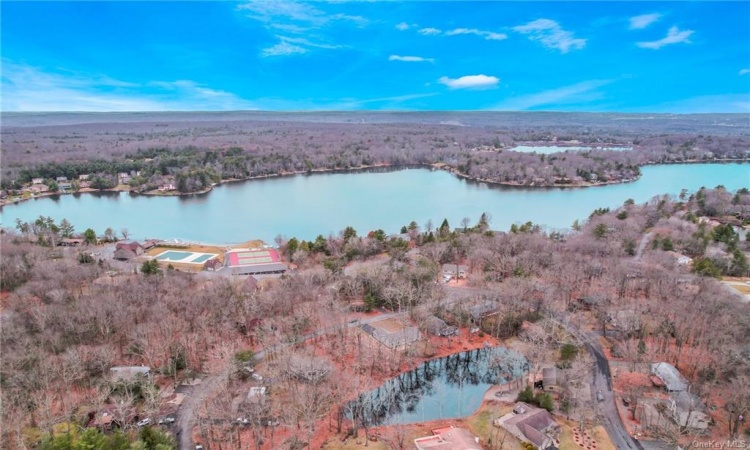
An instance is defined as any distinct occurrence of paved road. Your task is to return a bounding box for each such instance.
[176,312,401,449]
[553,315,644,450]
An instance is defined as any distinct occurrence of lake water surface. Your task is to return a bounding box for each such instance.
[351,347,527,426]
[1,163,747,243]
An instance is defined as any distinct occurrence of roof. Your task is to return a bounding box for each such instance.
[504,407,558,449]
[468,301,500,320]
[651,362,688,391]
[442,263,469,272]
[116,241,143,252]
[670,391,705,413]
[110,366,150,380]
[542,367,564,386]
[113,248,137,260]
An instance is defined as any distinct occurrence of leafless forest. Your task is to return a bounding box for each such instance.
[2,185,749,448]
[2,112,748,190]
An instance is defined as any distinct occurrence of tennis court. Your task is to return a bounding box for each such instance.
[226,249,281,267]
[155,250,220,265]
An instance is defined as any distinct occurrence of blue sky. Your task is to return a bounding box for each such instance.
[2,1,749,113]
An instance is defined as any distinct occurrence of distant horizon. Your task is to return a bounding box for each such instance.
[3,110,749,116]
[2,1,749,114]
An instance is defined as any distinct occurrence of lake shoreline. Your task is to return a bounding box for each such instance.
[4,159,746,209]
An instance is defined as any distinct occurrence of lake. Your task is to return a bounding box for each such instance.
[510,145,632,154]
[1,163,747,243]
[350,347,527,426]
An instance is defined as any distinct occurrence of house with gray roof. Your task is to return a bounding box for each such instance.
[651,362,689,392]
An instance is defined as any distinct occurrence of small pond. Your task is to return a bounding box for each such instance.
[349,347,528,426]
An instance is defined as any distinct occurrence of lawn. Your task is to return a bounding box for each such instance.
[557,419,616,450]
[465,403,522,450]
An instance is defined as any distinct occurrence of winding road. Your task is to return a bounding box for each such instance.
[554,315,644,450]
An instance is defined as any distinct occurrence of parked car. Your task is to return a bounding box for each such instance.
[195,446,204,450]
[158,416,175,425]
[236,417,250,426]
[596,390,604,402]
[137,418,151,427]
[251,373,263,382]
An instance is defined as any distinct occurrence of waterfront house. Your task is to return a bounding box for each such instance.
[56,176,68,183]
[414,426,481,450]
[28,184,50,194]
[32,177,44,185]
[651,362,689,392]
[59,181,72,190]
[79,174,90,181]
[159,183,176,191]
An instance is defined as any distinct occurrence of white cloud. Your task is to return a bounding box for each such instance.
[494,79,612,110]
[261,35,342,57]
[238,0,362,57]
[513,19,586,53]
[418,27,442,36]
[395,22,410,31]
[629,13,661,30]
[636,26,694,49]
[740,69,750,76]
[237,1,365,32]
[261,41,308,57]
[438,74,499,90]
[445,28,507,41]
[389,55,434,63]
[1,61,256,111]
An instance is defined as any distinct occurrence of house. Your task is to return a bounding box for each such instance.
[58,181,72,190]
[669,252,693,266]
[541,367,565,392]
[203,258,222,271]
[32,177,44,185]
[56,176,68,183]
[118,173,131,184]
[159,183,176,191]
[79,174,90,181]
[113,247,137,261]
[60,238,85,247]
[116,242,144,256]
[110,366,151,382]
[423,315,457,337]
[28,184,50,194]
[414,426,481,450]
[496,403,560,450]
[468,301,500,324]
[247,386,267,401]
[651,362,689,392]
[142,240,159,250]
[668,391,709,431]
[442,263,469,279]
